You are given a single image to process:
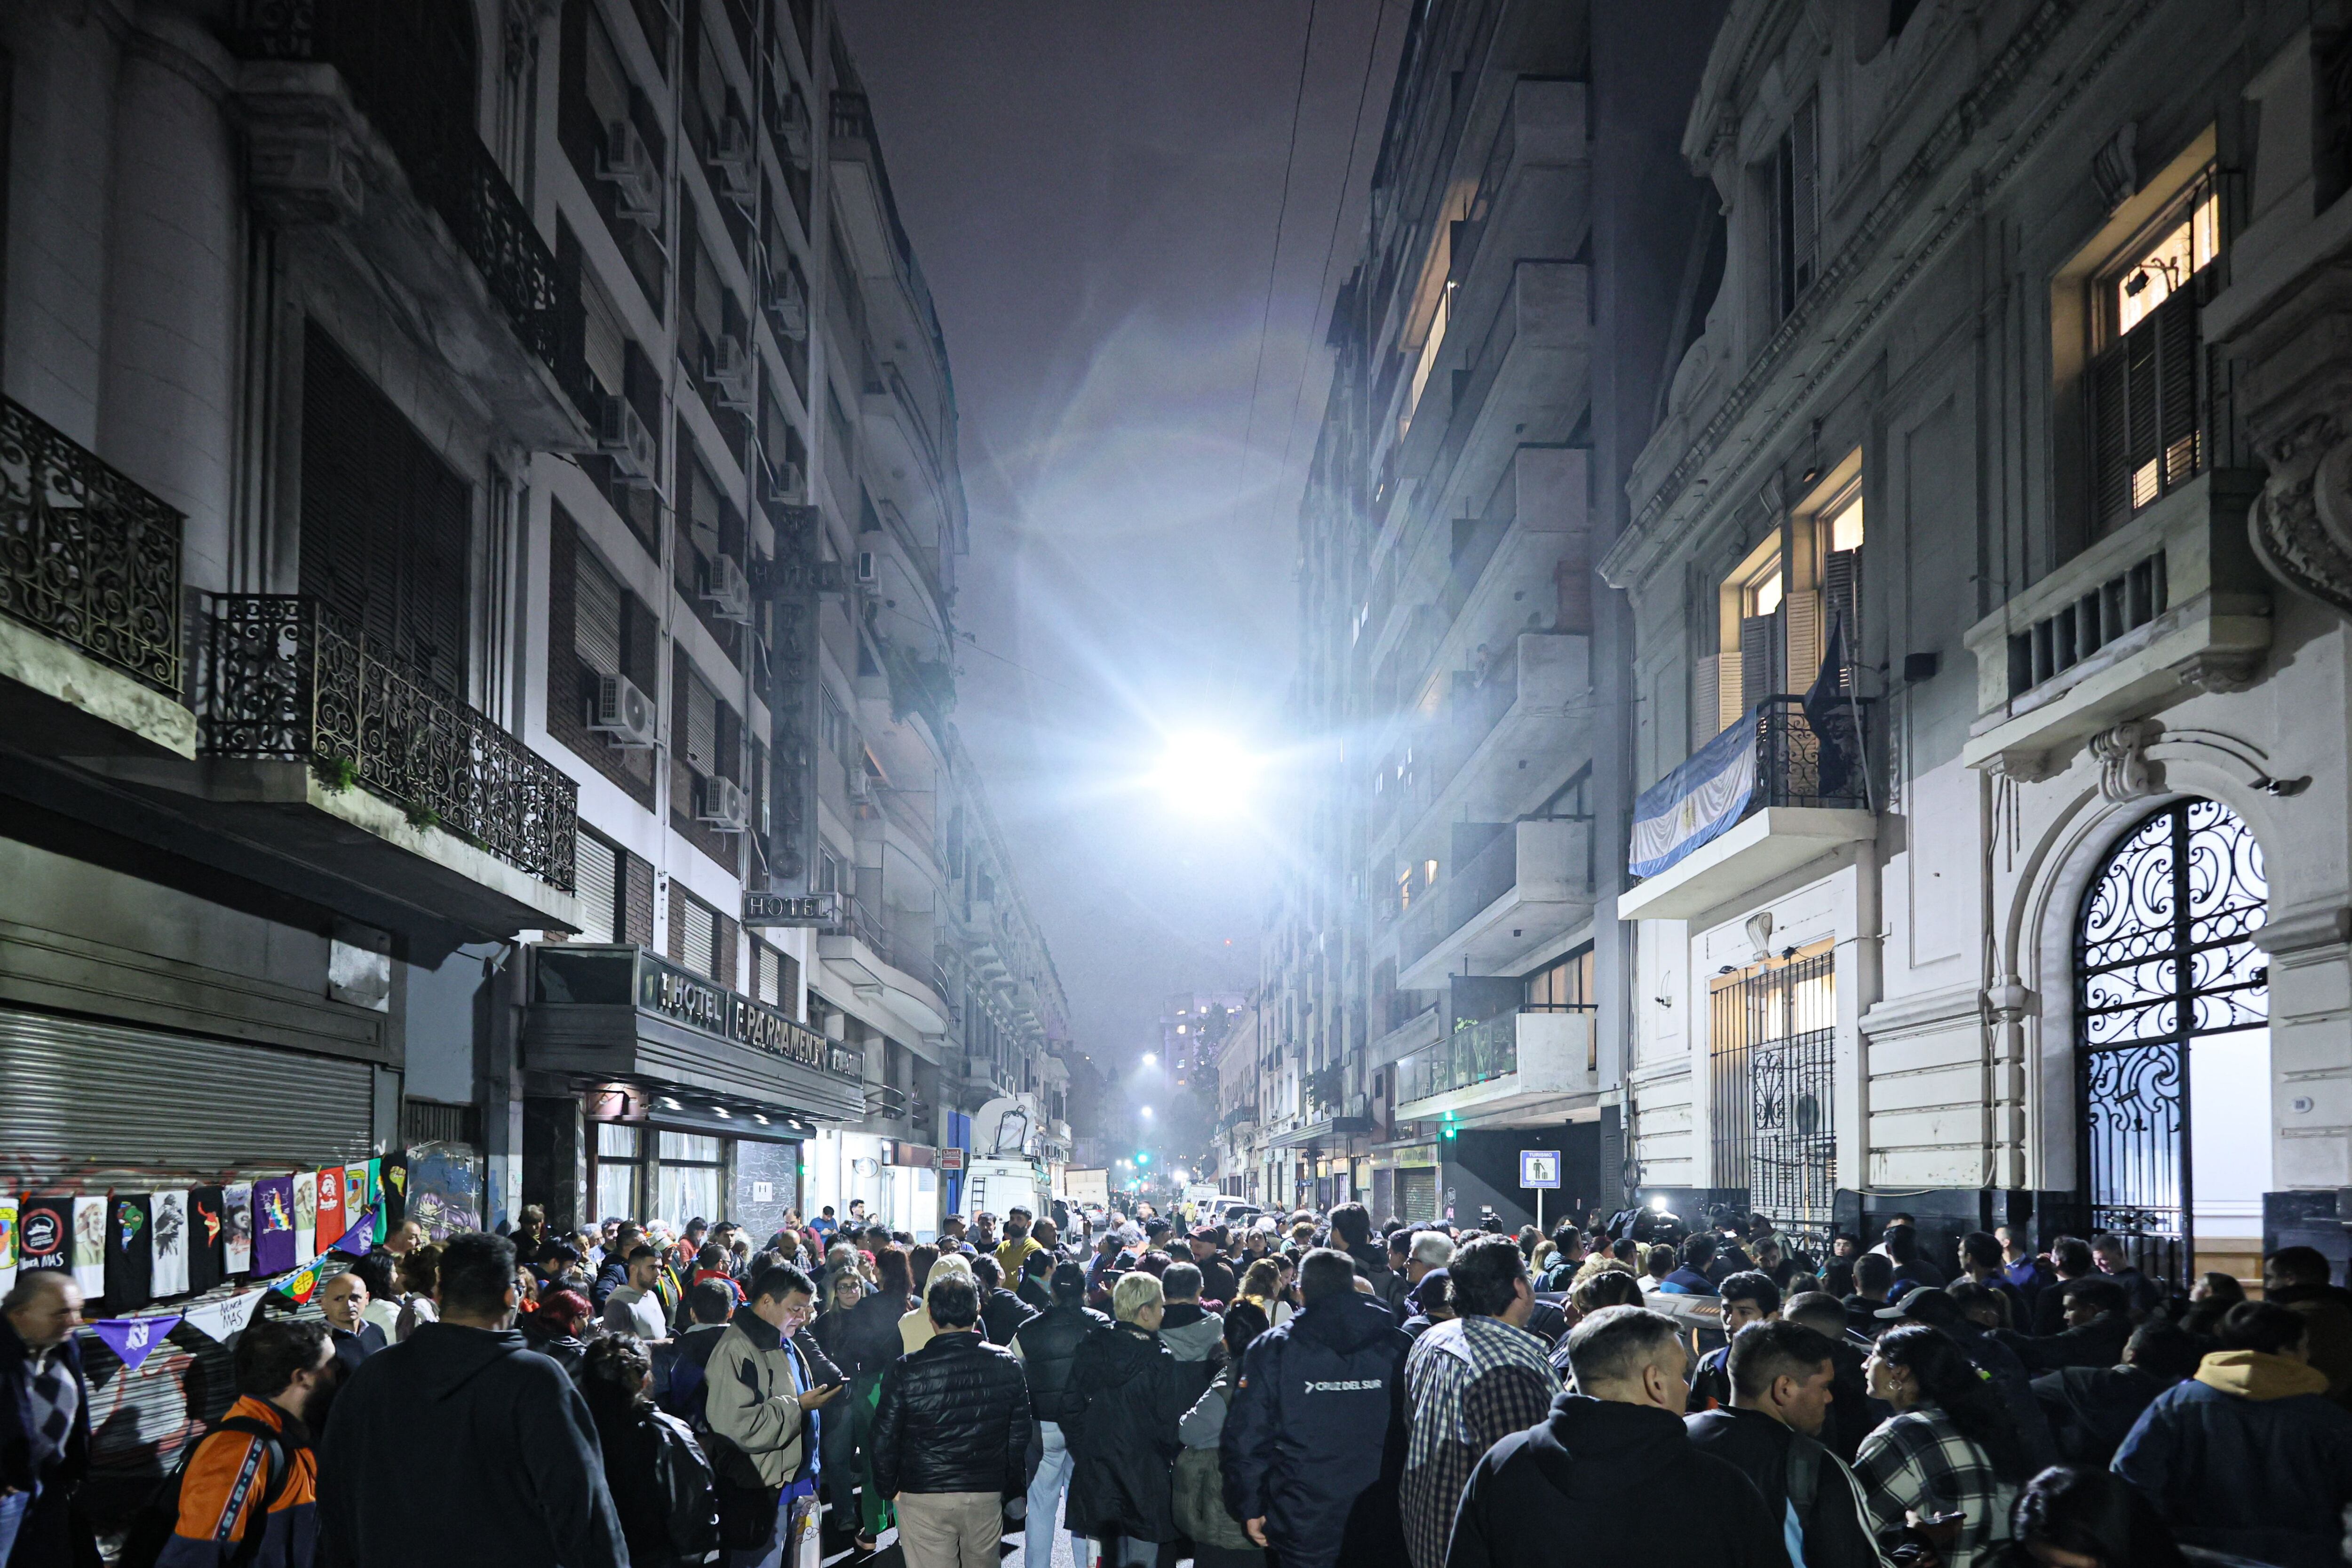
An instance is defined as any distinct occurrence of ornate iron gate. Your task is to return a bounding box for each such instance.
[2077,799,2267,1291]
[1710,945,1837,1253]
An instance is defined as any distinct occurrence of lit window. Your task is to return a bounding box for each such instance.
[1751,568,1784,618]
[1423,858,1439,886]
[2114,183,2219,335]
[1827,493,1863,553]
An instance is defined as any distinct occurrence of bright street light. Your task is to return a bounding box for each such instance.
[1140,1052,1157,1067]
[1148,729,1263,820]
[1139,1106,1155,1119]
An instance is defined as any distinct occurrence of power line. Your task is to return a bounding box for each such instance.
[1224,0,1321,534]
[1269,1,1390,517]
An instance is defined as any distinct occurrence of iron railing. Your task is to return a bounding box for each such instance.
[1753,695,1868,808]
[230,2,578,394]
[0,397,184,697]
[1709,949,1837,1254]
[201,595,577,890]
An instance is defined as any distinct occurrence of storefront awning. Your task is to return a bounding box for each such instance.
[1267,1116,1370,1150]
[525,945,866,1123]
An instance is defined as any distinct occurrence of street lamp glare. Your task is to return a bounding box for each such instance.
[1141,1052,1157,1067]
[1149,730,1262,820]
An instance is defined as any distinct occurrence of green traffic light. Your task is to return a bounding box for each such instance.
[1137,1151,1151,1165]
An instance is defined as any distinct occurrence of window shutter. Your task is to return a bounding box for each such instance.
[1823,548,1861,689]
[679,895,715,978]
[686,672,717,772]
[1716,649,1745,732]
[574,550,623,675]
[1740,614,1780,708]
[2156,290,2201,491]
[1790,97,1819,297]
[1693,654,1721,750]
[574,830,619,942]
[1784,589,1820,695]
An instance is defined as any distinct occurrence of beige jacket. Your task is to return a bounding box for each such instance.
[702,1311,810,1486]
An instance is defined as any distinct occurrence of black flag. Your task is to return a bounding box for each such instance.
[1804,614,1856,800]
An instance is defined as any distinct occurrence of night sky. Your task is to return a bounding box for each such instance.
[836,3,1404,1069]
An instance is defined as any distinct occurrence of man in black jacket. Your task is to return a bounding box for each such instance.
[1330,1203,1399,1305]
[1012,1263,1110,1568]
[1686,1321,1879,1568]
[0,1272,92,1567]
[2034,1318,2201,1465]
[1446,1305,1786,1568]
[872,1274,1034,1568]
[2015,1277,2134,1372]
[1221,1248,1413,1568]
[970,1254,1038,1346]
[319,1230,628,1568]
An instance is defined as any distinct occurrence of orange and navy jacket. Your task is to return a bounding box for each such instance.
[158,1396,318,1568]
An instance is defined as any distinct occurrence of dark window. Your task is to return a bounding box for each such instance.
[1773,96,1819,319]
[299,322,471,695]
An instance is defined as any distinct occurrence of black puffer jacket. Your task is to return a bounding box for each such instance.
[869,1330,1033,1498]
[981,1286,1037,1348]
[1066,1319,1192,1543]
[833,1290,915,1377]
[1014,1302,1112,1424]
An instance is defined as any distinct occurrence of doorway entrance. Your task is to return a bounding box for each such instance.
[2076,798,2269,1288]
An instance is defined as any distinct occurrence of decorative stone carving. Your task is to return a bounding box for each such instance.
[2170,649,2265,693]
[1983,748,2056,783]
[2093,122,2138,211]
[2089,719,2163,802]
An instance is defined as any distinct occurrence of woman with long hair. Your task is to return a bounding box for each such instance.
[1856,1324,2034,1567]
[1236,1258,1292,1327]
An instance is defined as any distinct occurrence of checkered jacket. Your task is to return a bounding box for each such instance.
[1401,1315,1558,1568]
[1851,1405,2017,1568]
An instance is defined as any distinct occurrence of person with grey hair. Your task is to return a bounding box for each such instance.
[1444,1306,1785,1568]
[1066,1270,1189,1565]
[0,1272,89,1564]
[1157,1261,1225,1400]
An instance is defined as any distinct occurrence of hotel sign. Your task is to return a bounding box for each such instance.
[619,950,850,1079]
[743,890,842,927]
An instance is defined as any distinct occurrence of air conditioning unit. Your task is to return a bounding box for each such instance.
[701,553,753,623]
[591,672,659,748]
[699,775,749,831]
[597,396,657,486]
[765,268,809,340]
[766,68,810,162]
[703,334,755,413]
[709,114,758,207]
[597,120,662,227]
[763,457,805,508]
[847,768,873,801]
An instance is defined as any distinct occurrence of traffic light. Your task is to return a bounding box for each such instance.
[1136,1151,1152,1166]
[1441,1112,1459,1142]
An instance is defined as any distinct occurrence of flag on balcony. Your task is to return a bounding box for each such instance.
[1803,613,1861,802]
[1629,713,1757,878]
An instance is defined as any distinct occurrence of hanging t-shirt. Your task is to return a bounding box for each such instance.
[252,1177,296,1275]
[16,1194,66,1274]
[71,1195,106,1297]
[0,1197,16,1292]
[105,1192,153,1311]
[313,1170,346,1253]
[292,1171,317,1260]
[151,1190,189,1298]
[224,1184,254,1274]
[188,1186,228,1294]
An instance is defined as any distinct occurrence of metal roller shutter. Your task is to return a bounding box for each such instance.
[575,549,624,675]
[1398,1167,1439,1226]
[0,1008,375,1176]
[574,830,620,943]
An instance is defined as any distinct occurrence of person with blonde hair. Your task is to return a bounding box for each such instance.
[1065,1270,1189,1565]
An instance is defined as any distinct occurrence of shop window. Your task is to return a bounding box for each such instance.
[656,1131,725,1231]
[595,1122,643,1222]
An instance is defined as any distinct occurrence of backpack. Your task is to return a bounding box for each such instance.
[116,1415,299,1568]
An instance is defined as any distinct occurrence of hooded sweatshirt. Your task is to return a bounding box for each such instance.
[1447,1394,1787,1568]
[318,1321,626,1568]
[2114,1349,2352,1568]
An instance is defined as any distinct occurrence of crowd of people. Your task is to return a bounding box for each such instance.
[3,1196,2350,1568]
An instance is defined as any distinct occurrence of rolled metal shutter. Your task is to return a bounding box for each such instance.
[575,548,624,675]
[1398,1167,1439,1226]
[574,830,620,943]
[0,1008,375,1176]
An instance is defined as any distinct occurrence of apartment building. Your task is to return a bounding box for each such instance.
[0,0,1063,1488]
[1605,0,2352,1282]
[1262,0,1719,1228]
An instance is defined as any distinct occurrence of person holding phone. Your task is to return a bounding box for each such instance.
[704,1263,846,1568]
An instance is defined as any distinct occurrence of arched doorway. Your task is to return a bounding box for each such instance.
[2076,798,2270,1288]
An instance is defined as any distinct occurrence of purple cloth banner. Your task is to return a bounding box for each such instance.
[91,1314,181,1372]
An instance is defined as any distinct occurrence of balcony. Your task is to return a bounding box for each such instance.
[1394,1008,1597,1126]
[228,7,590,451]
[816,892,950,1036]
[1616,697,1873,922]
[1401,631,1593,839]
[1398,818,1595,989]
[0,397,199,758]
[1961,469,2268,778]
[194,595,580,934]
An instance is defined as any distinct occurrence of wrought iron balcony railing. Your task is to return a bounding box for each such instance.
[201,595,577,890]
[0,396,184,697]
[230,2,577,395]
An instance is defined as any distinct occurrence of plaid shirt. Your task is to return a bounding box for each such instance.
[1401,1315,1557,1568]
[1852,1406,2017,1568]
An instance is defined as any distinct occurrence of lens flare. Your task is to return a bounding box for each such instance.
[1149,730,1262,819]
